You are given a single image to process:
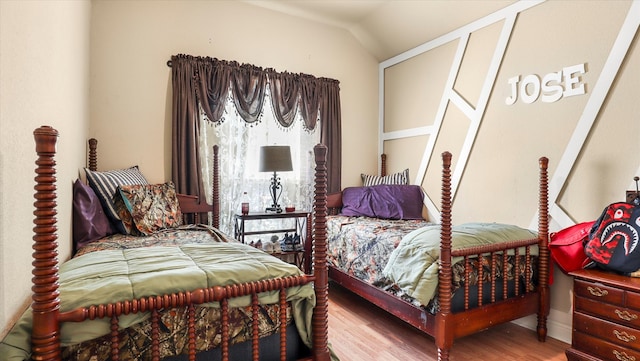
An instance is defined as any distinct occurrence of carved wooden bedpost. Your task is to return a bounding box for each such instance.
[380,154,387,176]
[32,126,61,361]
[212,145,220,229]
[312,144,331,361]
[537,157,550,342]
[88,138,97,171]
[436,151,453,361]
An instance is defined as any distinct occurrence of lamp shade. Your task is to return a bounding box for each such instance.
[259,146,293,172]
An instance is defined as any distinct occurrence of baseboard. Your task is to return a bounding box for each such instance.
[1,295,31,341]
[511,308,572,345]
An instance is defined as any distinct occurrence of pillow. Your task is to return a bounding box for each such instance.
[85,166,149,234]
[341,184,424,220]
[72,179,115,250]
[114,182,183,236]
[361,168,409,186]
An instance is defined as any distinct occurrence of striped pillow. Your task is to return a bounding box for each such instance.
[361,168,409,186]
[85,166,149,234]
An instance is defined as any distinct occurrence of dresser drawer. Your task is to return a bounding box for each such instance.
[574,279,624,305]
[575,295,640,328]
[574,312,640,352]
[628,289,640,311]
[566,348,604,361]
[573,331,640,361]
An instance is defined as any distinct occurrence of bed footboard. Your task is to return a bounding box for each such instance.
[435,151,550,360]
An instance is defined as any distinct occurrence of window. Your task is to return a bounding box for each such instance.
[199,88,320,235]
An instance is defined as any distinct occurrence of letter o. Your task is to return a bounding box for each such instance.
[520,74,541,104]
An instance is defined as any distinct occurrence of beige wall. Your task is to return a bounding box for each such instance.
[0,0,378,339]
[381,0,639,342]
[89,0,379,185]
[0,0,91,337]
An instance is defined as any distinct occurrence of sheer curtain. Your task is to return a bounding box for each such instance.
[199,87,320,235]
[171,54,341,236]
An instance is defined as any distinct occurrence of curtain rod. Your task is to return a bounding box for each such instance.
[167,60,172,67]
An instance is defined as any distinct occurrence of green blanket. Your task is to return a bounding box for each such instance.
[383,222,538,306]
[0,243,315,360]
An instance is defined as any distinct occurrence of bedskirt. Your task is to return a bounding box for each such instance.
[379,254,538,314]
[62,303,293,361]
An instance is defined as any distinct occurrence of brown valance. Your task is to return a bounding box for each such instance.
[171,54,340,131]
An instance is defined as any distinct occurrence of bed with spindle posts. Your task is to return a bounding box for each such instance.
[322,151,550,361]
[0,126,333,361]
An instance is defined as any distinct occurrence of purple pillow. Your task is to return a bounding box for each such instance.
[341,185,424,220]
[73,179,115,251]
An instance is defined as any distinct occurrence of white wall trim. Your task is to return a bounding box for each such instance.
[547,0,640,228]
[512,308,573,345]
[380,2,537,221]
[378,0,639,344]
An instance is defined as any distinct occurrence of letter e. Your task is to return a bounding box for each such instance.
[563,63,586,97]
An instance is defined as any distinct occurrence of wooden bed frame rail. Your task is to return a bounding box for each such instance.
[31,126,331,361]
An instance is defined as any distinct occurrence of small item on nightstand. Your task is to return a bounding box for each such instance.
[285,206,295,212]
[241,192,250,215]
[270,235,281,253]
[263,240,274,253]
[293,233,303,251]
[281,232,294,252]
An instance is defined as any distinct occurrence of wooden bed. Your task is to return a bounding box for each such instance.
[3,125,333,361]
[323,152,551,361]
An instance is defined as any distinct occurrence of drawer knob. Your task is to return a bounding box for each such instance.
[587,286,608,297]
[614,330,637,343]
[613,349,636,361]
[615,309,639,322]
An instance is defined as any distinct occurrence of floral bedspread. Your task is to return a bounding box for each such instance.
[74,223,231,257]
[326,215,432,284]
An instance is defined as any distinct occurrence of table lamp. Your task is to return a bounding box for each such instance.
[259,145,293,213]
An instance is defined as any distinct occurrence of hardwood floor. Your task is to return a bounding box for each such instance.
[327,283,569,361]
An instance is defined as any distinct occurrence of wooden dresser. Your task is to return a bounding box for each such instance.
[567,269,640,361]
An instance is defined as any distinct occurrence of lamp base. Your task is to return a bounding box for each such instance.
[265,206,283,213]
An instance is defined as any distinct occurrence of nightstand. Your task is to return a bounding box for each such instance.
[566,269,640,361]
[233,211,311,273]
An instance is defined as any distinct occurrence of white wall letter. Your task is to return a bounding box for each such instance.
[541,71,563,103]
[520,74,541,104]
[505,75,520,105]
[563,63,586,97]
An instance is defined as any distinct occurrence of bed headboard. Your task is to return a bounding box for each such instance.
[86,138,220,229]
[326,153,393,215]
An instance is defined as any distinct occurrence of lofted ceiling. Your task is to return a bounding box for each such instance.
[243,0,517,61]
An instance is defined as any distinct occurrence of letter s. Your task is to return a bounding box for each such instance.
[541,71,563,103]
